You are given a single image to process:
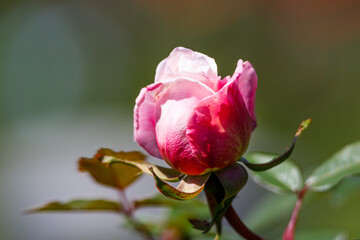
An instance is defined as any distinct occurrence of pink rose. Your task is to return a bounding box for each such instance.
[134,47,257,175]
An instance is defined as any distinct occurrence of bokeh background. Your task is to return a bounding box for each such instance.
[1,0,359,239]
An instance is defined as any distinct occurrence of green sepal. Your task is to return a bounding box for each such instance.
[190,163,248,236]
[244,152,304,194]
[240,118,311,171]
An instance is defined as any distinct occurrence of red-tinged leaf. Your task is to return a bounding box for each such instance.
[240,118,311,171]
[79,150,143,190]
[103,155,183,182]
[150,167,210,201]
[27,199,122,214]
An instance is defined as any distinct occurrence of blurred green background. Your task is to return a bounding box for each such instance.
[0,0,359,239]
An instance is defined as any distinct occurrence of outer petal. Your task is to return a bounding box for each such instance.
[155,47,220,91]
[186,79,253,170]
[134,82,164,158]
[231,60,257,129]
[155,78,214,175]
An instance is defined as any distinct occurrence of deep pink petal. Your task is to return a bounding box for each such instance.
[217,75,230,92]
[186,79,253,170]
[155,78,214,175]
[231,60,257,129]
[134,82,163,158]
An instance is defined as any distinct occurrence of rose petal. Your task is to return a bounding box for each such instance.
[155,47,220,91]
[155,78,214,175]
[186,79,253,170]
[231,60,257,129]
[134,82,164,158]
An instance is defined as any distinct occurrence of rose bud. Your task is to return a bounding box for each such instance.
[134,47,257,175]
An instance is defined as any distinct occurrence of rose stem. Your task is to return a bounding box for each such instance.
[282,187,308,240]
[225,204,265,240]
[118,190,155,240]
[205,190,222,235]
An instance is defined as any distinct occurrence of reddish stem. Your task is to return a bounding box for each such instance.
[282,187,308,240]
[225,205,265,240]
[118,190,135,216]
[118,190,154,240]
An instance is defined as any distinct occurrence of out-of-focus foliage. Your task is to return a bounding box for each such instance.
[79,149,145,189]
[296,228,348,240]
[28,199,122,213]
[28,194,207,214]
[306,141,360,192]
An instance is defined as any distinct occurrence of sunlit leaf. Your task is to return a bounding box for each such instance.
[27,199,122,213]
[150,167,209,201]
[240,118,311,171]
[103,154,183,182]
[79,148,144,189]
[306,141,360,192]
[245,152,303,194]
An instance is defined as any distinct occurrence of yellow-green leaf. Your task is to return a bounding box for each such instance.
[79,148,144,189]
[103,155,183,182]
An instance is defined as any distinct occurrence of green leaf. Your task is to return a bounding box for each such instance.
[102,154,183,182]
[27,199,122,213]
[245,152,303,193]
[306,141,360,192]
[245,193,297,232]
[79,148,144,189]
[240,118,311,171]
[150,167,210,201]
[329,177,360,207]
[295,228,348,240]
